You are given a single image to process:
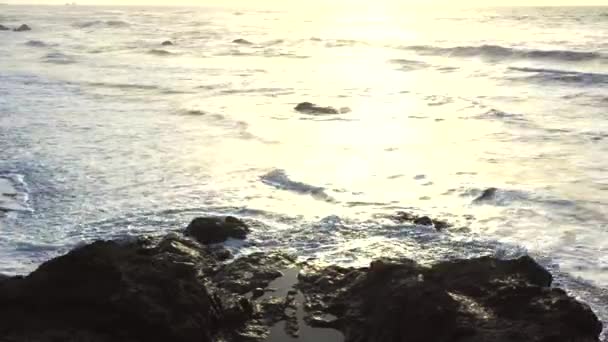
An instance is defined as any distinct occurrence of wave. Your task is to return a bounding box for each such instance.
[147,49,173,56]
[219,87,294,96]
[260,169,334,202]
[84,81,162,91]
[325,39,360,48]
[390,59,429,71]
[178,109,207,116]
[402,44,605,63]
[43,52,76,65]
[508,67,608,85]
[0,174,29,213]
[25,40,48,48]
[74,20,130,29]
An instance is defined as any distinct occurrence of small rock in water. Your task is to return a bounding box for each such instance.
[294,102,341,115]
[474,187,498,203]
[432,219,451,230]
[161,40,173,46]
[413,216,433,226]
[232,38,253,45]
[185,216,250,244]
[0,25,9,31]
[394,211,450,231]
[13,24,31,32]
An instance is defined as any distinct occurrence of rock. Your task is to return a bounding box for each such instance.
[0,235,221,342]
[212,246,234,261]
[413,216,433,226]
[232,38,253,45]
[394,211,451,231]
[13,24,31,32]
[298,256,602,342]
[0,229,601,342]
[212,252,295,294]
[161,40,173,46]
[432,218,451,230]
[474,187,498,203]
[294,102,340,115]
[185,216,250,244]
[251,288,265,299]
[0,25,9,31]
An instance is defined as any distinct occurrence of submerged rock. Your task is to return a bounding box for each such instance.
[13,24,31,32]
[0,25,9,31]
[295,102,342,115]
[232,38,253,45]
[185,216,250,244]
[161,40,173,46]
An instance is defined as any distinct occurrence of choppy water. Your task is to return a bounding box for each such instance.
[0,4,607,336]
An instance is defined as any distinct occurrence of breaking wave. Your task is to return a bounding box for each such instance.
[73,20,130,29]
[402,44,605,62]
[260,169,334,202]
[508,67,608,85]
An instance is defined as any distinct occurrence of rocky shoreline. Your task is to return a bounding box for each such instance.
[0,216,603,342]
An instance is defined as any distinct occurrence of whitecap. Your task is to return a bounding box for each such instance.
[260,169,334,202]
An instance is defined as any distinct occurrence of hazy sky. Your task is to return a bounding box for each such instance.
[5,0,608,6]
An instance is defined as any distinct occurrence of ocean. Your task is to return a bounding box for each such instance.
[0,4,607,336]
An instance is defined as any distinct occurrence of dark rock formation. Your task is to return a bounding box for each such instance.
[161,40,173,46]
[298,256,602,342]
[0,228,601,342]
[394,211,452,230]
[0,24,9,31]
[13,24,31,32]
[413,215,433,226]
[232,38,253,45]
[474,187,498,203]
[295,102,341,115]
[0,235,221,342]
[185,216,250,244]
[212,252,295,294]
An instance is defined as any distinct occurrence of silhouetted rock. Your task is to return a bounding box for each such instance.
[0,235,221,342]
[298,256,603,342]
[161,40,173,46]
[185,216,250,244]
[232,38,253,45]
[0,228,601,342]
[0,25,9,31]
[13,24,31,32]
[295,102,342,115]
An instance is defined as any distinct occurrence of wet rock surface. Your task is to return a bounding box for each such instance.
[185,216,250,244]
[0,226,601,342]
[298,256,602,342]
